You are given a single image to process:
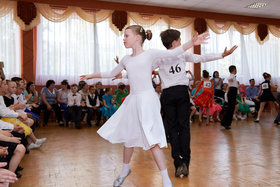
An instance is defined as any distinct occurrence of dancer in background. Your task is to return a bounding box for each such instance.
[221,65,238,130]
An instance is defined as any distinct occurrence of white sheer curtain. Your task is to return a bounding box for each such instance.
[36,14,194,85]
[201,26,280,85]
[0,10,21,79]
[36,12,96,85]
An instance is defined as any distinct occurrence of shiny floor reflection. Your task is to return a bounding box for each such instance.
[11,112,280,187]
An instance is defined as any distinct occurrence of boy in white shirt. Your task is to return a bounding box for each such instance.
[155,29,237,177]
[66,84,82,129]
[221,65,238,129]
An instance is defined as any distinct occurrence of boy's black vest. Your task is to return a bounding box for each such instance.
[88,94,98,106]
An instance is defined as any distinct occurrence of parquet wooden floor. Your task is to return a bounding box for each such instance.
[10,112,280,187]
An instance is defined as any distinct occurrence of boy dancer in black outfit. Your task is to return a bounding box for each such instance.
[157,29,237,177]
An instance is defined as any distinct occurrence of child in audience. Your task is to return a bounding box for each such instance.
[115,83,129,109]
[101,88,116,121]
[66,84,82,129]
[57,80,70,113]
[2,80,46,149]
[191,81,202,98]
[86,85,102,126]
[235,82,251,120]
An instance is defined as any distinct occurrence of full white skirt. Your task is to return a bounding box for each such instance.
[97,89,167,150]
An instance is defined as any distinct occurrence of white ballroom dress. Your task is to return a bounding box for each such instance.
[97,45,186,150]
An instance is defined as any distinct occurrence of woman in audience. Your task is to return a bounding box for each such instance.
[24,81,39,105]
[211,71,224,98]
[78,80,86,92]
[39,80,63,126]
[255,72,277,123]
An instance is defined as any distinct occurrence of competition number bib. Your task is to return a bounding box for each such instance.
[262,83,269,90]
[204,81,211,88]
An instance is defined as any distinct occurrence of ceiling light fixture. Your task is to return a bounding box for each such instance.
[246,2,267,9]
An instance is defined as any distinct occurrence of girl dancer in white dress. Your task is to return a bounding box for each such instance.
[81,25,209,187]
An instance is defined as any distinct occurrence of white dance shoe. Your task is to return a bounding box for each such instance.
[113,169,131,187]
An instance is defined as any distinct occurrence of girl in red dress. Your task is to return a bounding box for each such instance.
[192,70,214,125]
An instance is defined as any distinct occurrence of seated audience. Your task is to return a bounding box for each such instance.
[245,78,260,112]
[39,80,64,126]
[101,88,116,121]
[66,84,82,129]
[86,86,102,126]
[57,80,70,117]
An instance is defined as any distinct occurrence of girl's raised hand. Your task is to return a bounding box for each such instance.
[114,56,119,64]
[222,45,238,57]
[80,75,88,80]
[192,32,210,46]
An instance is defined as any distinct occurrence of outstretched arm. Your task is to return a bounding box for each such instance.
[184,45,238,63]
[81,63,124,81]
[152,32,210,61]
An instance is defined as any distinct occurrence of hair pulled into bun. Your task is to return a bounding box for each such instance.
[145,30,152,40]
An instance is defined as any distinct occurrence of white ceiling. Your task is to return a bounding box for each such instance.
[100,0,280,19]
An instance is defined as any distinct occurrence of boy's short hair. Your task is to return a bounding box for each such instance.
[71,84,78,87]
[249,79,255,83]
[78,80,86,88]
[11,77,22,83]
[229,65,236,73]
[89,85,95,90]
[160,29,181,49]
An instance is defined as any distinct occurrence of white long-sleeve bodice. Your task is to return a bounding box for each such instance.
[101,46,185,93]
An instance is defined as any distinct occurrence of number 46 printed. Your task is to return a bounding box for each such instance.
[169,64,181,74]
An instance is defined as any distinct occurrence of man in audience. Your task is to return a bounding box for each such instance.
[245,79,260,113]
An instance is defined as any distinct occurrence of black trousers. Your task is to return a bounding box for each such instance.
[162,85,190,169]
[252,98,260,112]
[221,87,237,127]
[0,140,18,169]
[66,106,82,126]
[11,131,27,148]
[87,107,102,125]
[39,103,63,125]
